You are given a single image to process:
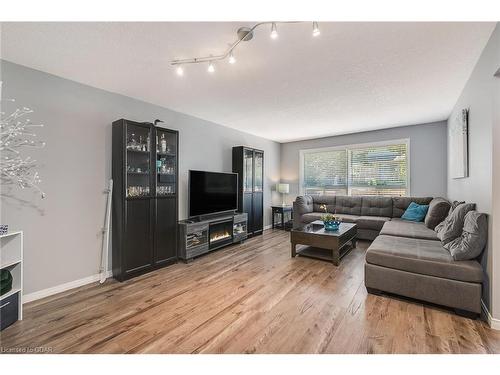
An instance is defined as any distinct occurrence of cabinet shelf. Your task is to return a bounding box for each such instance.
[127,148,149,154]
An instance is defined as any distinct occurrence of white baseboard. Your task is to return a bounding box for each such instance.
[481,300,500,330]
[264,224,273,230]
[23,271,113,303]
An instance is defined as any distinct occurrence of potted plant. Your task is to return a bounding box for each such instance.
[319,204,341,231]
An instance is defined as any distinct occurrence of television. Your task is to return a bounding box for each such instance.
[189,170,238,218]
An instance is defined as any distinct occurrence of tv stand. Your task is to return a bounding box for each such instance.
[178,212,247,262]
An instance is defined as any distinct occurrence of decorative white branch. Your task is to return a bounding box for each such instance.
[0,81,46,198]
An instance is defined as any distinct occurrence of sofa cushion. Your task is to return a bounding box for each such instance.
[335,214,360,223]
[311,195,336,213]
[295,195,313,215]
[436,203,476,245]
[392,197,433,218]
[335,196,362,215]
[366,235,483,283]
[360,196,393,217]
[356,216,391,231]
[425,197,451,230]
[379,218,439,241]
[300,212,324,224]
[444,211,488,261]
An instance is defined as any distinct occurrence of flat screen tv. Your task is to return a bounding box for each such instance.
[189,170,238,218]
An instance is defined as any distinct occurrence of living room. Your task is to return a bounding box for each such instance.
[1,0,500,371]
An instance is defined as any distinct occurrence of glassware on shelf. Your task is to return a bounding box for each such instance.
[157,185,174,195]
[160,134,167,153]
[127,186,150,197]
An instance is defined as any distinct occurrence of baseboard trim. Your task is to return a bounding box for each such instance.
[24,271,113,303]
[481,299,500,330]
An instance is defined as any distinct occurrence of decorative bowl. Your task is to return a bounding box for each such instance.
[323,220,341,231]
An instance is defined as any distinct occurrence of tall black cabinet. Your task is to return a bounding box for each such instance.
[112,119,178,281]
[232,146,264,236]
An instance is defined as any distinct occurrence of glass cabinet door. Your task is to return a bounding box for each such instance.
[126,123,151,198]
[254,151,263,192]
[243,149,253,193]
[155,128,176,196]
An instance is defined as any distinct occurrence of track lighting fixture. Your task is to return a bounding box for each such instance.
[171,21,321,76]
[207,61,215,73]
[228,50,236,64]
[270,23,278,39]
[312,22,320,37]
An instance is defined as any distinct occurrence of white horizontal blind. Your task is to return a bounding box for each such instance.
[301,141,408,197]
[303,149,348,195]
[348,143,408,196]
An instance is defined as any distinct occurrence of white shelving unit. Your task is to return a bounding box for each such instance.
[1,231,23,320]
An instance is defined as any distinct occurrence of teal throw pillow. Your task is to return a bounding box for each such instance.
[401,202,429,222]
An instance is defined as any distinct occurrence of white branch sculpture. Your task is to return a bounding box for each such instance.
[0,81,46,198]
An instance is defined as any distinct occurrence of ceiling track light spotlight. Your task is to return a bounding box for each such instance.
[207,61,215,73]
[228,50,236,64]
[270,23,278,39]
[312,21,320,37]
[171,21,319,75]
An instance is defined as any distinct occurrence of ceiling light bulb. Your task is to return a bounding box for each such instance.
[175,66,184,76]
[228,51,236,64]
[207,61,215,73]
[270,23,278,39]
[312,22,320,37]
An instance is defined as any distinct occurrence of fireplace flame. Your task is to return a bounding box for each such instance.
[211,230,231,242]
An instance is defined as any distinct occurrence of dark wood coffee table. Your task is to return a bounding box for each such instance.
[290,220,357,266]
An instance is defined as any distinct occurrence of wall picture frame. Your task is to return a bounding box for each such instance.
[450,108,469,179]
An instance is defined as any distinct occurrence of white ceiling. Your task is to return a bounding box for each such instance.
[1,22,496,142]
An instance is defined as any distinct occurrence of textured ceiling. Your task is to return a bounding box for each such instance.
[1,22,496,142]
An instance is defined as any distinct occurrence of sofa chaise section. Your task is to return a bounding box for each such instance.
[365,233,483,316]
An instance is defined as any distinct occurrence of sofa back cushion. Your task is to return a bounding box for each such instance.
[424,197,451,230]
[335,196,362,215]
[311,195,336,213]
[360,196,393,217]
[444,211,487,260]
[392,197,433,218]
[294,195,313,215]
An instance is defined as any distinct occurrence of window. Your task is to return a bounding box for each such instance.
[300,140,409,197]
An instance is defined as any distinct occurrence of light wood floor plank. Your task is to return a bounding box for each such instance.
[1,229,498,354]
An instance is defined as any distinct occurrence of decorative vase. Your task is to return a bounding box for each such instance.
[0,225,8,235]
[323,220,341,231]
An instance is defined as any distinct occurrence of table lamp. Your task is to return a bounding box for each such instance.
[277,183,290,206]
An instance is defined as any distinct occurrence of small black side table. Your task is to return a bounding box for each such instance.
[271,205,293,230]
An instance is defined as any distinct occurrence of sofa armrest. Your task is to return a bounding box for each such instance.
[293,195,313,228]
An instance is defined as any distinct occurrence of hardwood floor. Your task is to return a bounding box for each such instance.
[1,229,499,354]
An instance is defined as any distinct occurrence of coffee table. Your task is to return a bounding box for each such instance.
[290,220,357,266]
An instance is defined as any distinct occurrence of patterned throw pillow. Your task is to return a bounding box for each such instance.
[444,211,487,260]
[436,202,476,245]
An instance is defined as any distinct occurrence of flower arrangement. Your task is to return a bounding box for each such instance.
[319,204,341,231]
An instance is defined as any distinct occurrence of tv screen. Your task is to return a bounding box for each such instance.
[189,170,238,217]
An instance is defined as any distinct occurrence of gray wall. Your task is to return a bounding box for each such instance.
[280,121,448,204]
[0,60,281,295]
[447,23,500,317]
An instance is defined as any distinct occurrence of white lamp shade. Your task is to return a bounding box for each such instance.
[277,183,290,194]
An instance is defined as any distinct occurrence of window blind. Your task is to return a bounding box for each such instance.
[303,150,348,195]
[348,143,408,196]
[301,141,408,197]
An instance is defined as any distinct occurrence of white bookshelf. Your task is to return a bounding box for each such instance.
[0,231,23,320]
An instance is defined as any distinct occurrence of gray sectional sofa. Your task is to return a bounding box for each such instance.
[293,195,433,240]
[293,195,485,317]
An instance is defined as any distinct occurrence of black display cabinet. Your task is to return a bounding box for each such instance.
[112,119,178,281]
[232,146,264,236]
